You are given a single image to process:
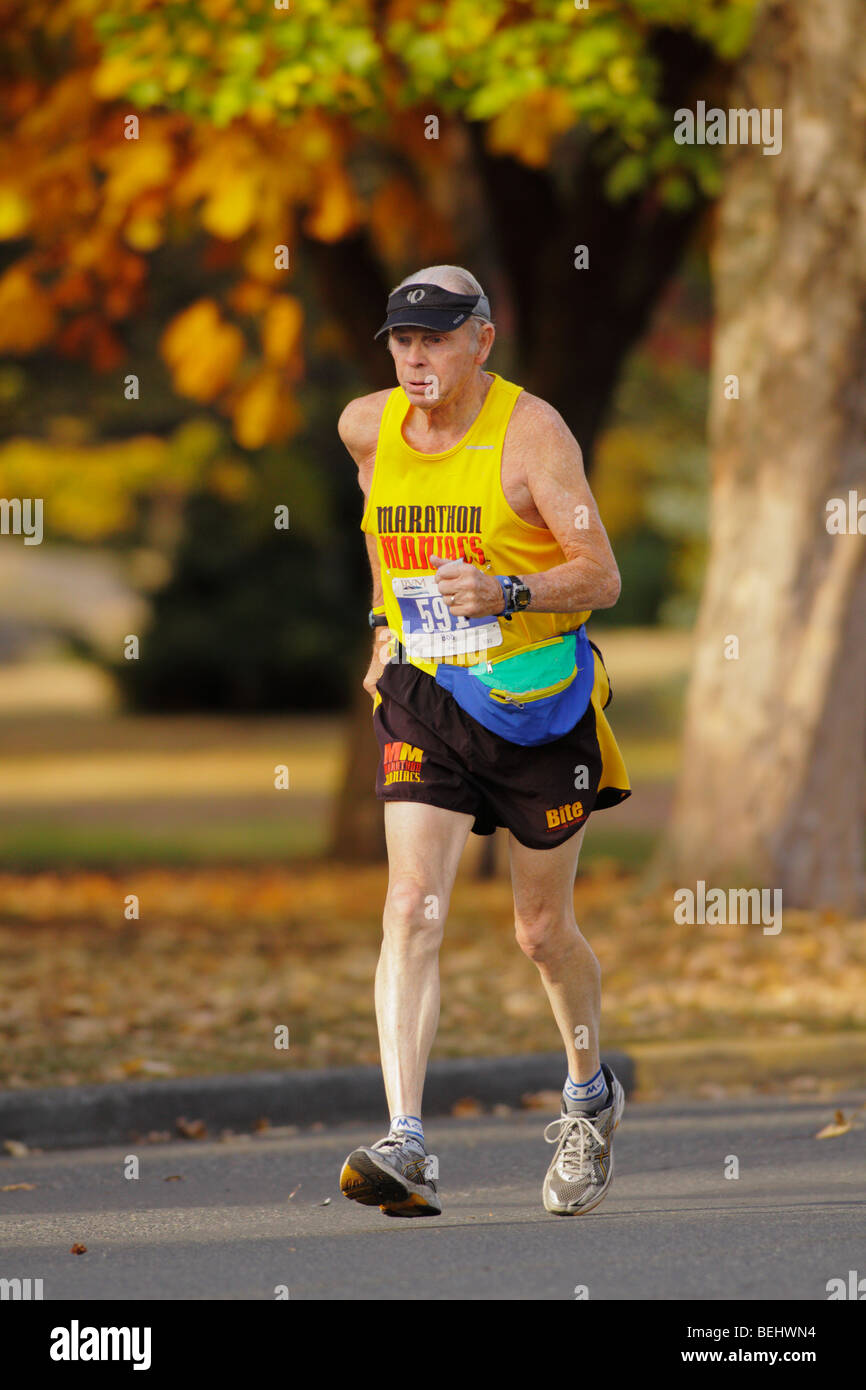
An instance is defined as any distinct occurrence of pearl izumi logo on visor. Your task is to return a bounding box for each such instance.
[374,283,491,339]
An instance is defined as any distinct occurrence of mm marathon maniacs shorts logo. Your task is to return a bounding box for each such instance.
[383,740,425,785]
[545,801,585,831]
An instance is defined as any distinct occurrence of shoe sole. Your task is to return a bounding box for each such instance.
[340,1148,442,1218]
[543,1090,625,1217]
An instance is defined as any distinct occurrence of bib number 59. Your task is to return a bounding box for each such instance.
[416,595,468,632]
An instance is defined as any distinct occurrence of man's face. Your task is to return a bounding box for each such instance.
[388,321,492,407]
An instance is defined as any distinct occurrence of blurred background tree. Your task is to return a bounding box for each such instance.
[2,0,864,1103]
[1,0,753,858]
[7,1,863,909]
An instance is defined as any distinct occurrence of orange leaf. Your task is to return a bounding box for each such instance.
[304,168,362,243]
[262,296,303,366]
[231,368,302,449]
[451,1096,482,1117]
[161,300,245,402]
[0,266,56,353]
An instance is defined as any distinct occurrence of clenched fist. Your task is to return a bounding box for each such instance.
[429,554,503,618]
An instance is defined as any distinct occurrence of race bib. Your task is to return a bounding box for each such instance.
[391,575,503,661]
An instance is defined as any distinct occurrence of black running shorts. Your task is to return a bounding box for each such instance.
[372,643,631,850]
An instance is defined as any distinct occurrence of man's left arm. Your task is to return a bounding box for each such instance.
[511,403,621,613]
[432,401,620,618]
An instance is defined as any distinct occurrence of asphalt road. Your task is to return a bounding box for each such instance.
[1,1095,863,1301]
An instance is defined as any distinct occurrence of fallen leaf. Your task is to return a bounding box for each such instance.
[520,1090,561,1111]
[121,1058,176,1077]
[1,1182,35,1191]
[163,1175,182,1182]
[175,1117,207,1140]
[70,1243,87,1255]
[815,1110,851,1139]
[253,1116,270,1133]
[3,1139,28,1156]
[451,1096,482,1117]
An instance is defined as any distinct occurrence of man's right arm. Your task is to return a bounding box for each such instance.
[337,391,393,695]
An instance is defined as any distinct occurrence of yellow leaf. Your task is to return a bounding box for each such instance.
[124,215,164,252]
[91,53,145,100]
[232,368,301,449]
[486,90,575,169]
[101,140,174,209]
[262,296,303,365]
[161,300,245,402]
[815,1110,851,1139]
[0,266,56,353]
[202,170,259,240]
[304,169,362,243]
[0,187,30,239]
[608,57,638,95]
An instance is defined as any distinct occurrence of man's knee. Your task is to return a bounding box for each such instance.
[384,877,445,947]
[514,908,584,963]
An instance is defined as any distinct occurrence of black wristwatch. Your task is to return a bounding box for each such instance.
[497,575,532,616]
[369,609,388,628]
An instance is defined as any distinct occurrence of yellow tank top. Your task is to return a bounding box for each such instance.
[360,372,591,677]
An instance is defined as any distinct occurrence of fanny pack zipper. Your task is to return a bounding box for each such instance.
[487,667,577,708]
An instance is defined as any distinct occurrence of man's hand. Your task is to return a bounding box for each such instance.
[429,554,504,618]
[363,626,394,699]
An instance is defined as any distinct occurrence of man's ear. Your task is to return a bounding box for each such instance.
[475,323,495,364]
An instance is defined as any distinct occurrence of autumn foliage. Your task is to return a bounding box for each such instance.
[0,0,755,454]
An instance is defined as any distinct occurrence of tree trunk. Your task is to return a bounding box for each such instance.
[664,0,866,909]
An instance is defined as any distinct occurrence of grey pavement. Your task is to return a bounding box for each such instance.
[0,1093,863,1301]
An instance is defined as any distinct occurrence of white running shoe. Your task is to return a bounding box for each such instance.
[542,1063,624,1215]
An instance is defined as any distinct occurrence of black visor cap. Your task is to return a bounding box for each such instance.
[374,283,490,340]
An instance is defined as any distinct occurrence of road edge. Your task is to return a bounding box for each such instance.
[0,1051,635,1152]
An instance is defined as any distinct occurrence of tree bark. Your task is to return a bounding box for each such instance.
[663,0,866,909]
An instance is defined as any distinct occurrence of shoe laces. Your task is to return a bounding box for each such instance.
[374,1133,423,1155]
[373,1135,437,1181]
[544,1112,605,1180]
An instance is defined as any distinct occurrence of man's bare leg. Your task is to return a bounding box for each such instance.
[509,823,625,1215]
[508,825,601,1081]
[375,800,474,1118]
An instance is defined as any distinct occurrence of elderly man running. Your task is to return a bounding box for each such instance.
[336,265,630,1218]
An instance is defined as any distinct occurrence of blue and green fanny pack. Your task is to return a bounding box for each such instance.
[433,626,595,746]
